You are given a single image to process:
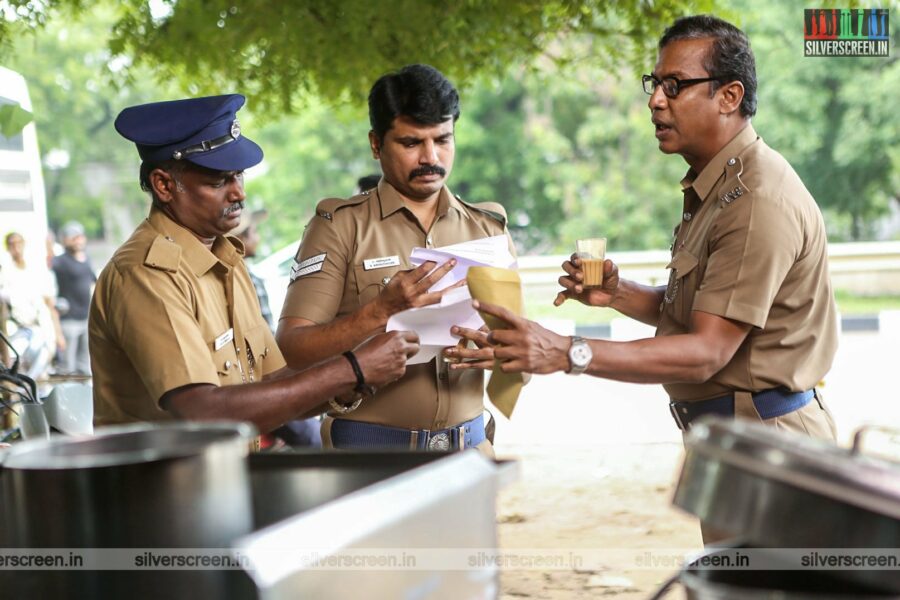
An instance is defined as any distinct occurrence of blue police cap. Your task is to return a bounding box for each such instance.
[114,94,263,171]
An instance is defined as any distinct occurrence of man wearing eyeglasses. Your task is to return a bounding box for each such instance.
[451,16,838,447]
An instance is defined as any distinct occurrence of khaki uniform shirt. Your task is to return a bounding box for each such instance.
[659,124,838,402]
[91,207,286,425]
[281,179,515,430]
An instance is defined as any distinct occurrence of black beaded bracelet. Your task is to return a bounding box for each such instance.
[343,351,367,393]
[328,351,370,415]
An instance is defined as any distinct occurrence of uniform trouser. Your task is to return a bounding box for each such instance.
[60,319,90,374]
[693,389,836,545]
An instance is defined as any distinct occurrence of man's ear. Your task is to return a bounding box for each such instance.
[149,169,176,204]
[368,130,381,159]
[718,81,745,116]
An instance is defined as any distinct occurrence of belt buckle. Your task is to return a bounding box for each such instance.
[427,431,451,451]
[669,401,687,431]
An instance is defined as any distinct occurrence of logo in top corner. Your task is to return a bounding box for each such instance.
[804,9,890,57]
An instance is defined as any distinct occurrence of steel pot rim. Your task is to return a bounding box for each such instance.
[1,420,257,470]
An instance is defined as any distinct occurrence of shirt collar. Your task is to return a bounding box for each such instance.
[376,179,462,220]
[147,206,243,276]
[682,123,759,201]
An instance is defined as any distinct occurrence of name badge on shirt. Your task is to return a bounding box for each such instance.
[214,328,234,351]
[363,255,400,270]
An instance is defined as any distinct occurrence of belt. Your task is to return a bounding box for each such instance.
[329,414,486,451]
[669,388,815,431]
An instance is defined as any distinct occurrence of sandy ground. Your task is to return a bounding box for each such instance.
[489,328,899,599]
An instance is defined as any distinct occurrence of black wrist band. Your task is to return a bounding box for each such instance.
[343,351,366,393]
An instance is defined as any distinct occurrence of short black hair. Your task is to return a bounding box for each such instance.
[659,15,757,117]
[139,160,188,208]
[368,64,460,143]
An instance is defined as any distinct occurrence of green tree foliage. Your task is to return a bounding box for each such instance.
[748,0,900,241]
[3,4,183,237]
[242,98,373,251]
[1,0,710,111]
[3,0,896,253]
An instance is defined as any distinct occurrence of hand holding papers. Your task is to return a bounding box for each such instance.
[386,235,517,365]
[386,285,483,365]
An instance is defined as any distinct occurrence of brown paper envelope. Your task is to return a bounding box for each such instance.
[466,267,524,418]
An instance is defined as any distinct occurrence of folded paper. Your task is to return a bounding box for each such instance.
[466,266,525,419]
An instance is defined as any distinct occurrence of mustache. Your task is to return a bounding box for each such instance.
[223,201,244,217]
[409,165,446,180]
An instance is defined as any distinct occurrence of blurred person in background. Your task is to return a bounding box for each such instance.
[1,231,65,373]
[356,173,381,194]
[233,208,274,331]
[52,221,96,375]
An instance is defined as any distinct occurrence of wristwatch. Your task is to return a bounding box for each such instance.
[567,336,592,375]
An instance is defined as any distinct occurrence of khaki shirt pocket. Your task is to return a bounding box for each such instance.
[244,323,274,377]
[208,335,241,385]
[664,250,700,324]
[354,264,401,306]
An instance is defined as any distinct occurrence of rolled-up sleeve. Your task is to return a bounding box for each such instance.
[280,214,351,325]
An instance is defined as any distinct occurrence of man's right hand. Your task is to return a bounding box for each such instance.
[355,330,420,388]
[554,254,620,307]
[373,260,458,320]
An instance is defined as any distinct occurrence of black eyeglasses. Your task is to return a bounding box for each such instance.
[642,74,721,99]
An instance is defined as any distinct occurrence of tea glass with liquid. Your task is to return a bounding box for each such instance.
[574,238,607,288]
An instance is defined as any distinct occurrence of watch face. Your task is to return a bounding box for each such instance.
[571,345,591,367]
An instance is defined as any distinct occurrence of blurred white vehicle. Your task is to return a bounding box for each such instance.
[0,66,51,274]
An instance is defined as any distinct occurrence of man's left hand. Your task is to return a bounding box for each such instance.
[464,300,570,375]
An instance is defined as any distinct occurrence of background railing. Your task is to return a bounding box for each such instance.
[518,241,900,297]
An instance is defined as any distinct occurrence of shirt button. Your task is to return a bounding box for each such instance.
[382,276,391,286]
[727,158,736,166]
[224,360,232,370]
[426,236,433,247]
[683,212,692,222]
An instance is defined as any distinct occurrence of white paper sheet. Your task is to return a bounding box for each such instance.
[387,235,517,364]
[387,286,484,364]
[409,234,516,292]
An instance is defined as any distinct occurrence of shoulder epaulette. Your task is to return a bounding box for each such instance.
[314,194,370,221]
[456,195,508,227]
[143,235,181,273]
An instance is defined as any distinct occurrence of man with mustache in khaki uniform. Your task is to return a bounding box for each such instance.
[277,65,517,453]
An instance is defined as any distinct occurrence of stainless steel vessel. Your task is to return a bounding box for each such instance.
[664,418,900,595]
[0,425,516,600]
[0,421,256,598]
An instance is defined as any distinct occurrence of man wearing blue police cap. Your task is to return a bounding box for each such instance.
[90,94,420,434]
